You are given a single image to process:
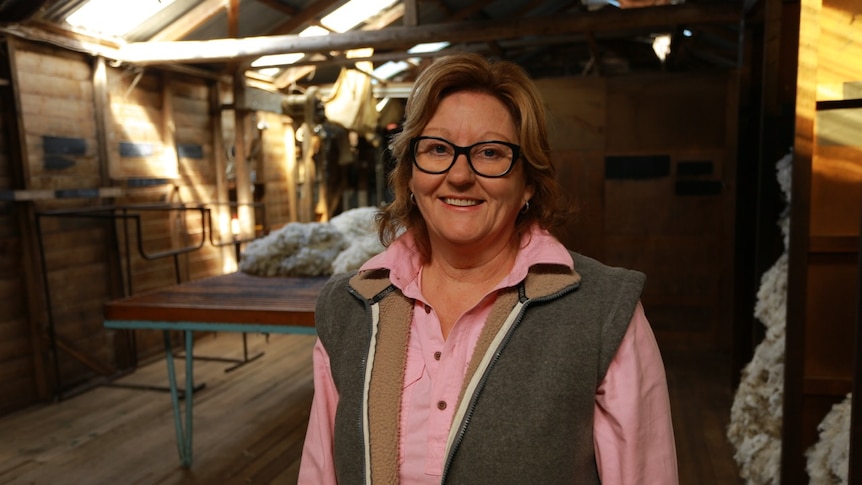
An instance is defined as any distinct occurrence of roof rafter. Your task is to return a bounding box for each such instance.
[115,3,741,66]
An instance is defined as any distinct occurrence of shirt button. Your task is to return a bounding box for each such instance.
[433,351,441,361]
[437,401,447,410]
[424,304,431,314]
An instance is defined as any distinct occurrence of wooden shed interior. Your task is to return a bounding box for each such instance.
[0,0,858,483]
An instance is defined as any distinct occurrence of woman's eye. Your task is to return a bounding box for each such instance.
[476,146,503,159]
[428,143,451,156]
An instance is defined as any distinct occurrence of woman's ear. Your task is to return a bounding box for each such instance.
[524,183,536,202]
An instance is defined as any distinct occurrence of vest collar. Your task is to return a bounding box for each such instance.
[349,261,581,303]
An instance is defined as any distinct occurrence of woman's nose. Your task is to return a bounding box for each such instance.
[446,153,475,182]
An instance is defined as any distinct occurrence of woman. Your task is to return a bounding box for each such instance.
[299,53,678,484]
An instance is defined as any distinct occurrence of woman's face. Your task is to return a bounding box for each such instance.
[409,91,534,254]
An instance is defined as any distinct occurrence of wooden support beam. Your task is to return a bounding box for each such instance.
[115,3,742,66]
[403,0,418,27]
[228,0,240,39]
[232,72,255,237]
[782,0,817,480]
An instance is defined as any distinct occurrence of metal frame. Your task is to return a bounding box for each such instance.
[104,319,315,467]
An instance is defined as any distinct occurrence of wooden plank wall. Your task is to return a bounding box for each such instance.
[0,38,298,416]
[0,39,36,416]
[783,0,861,480]
[11,41,116,397]
[0,204,33,416]
[108,70,220,291]
[538,70,738,353]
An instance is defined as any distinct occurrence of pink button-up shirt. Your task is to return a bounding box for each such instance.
[299,228,678,484]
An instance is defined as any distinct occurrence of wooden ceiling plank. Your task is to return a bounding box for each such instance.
[151,0,232,42]
[254,0,299,16]
[267,0,345,36]
[449,0,496,22]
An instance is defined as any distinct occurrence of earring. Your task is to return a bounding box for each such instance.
[410,193,416,204]
[521,200,530,214]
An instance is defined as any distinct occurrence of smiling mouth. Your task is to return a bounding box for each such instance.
[443,197,481,207]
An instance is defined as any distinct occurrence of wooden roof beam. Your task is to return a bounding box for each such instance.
[116,3,742,66]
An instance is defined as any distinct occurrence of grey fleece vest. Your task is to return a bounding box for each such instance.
[313,251,645,484]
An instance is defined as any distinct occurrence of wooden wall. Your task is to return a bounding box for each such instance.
[0,37,36,416]
[0,37,297,416]
[783,0,862,480]
[537,70,738,353]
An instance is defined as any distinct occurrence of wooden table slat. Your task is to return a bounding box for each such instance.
[104,273,330,327]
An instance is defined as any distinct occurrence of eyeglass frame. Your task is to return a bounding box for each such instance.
[409,136,522,178]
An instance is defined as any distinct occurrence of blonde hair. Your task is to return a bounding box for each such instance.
[377,53,570,259]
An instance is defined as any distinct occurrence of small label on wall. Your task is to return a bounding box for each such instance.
[55,189,100,198]
[677,161,714,177]
[127,178,172,187]
[42,135,86,170]
[178,143,204,159]
[43,135,86,155]
[675,180,722,196]
[605,155,671,179]
[119,142,155,157]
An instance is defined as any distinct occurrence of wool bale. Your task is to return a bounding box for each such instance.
[329,207,384,274]
[240,222,347,277]
[239,206,384,277]
[727,151,792,484]
[806,393,851,485]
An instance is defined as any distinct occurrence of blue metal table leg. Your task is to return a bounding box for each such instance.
[163,330,193,467]
[184,329,194,465]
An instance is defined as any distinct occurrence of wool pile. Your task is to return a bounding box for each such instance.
[726,151,791,484]
[806,393,852,484]
[239,206,384,277]
[727,149,850,484]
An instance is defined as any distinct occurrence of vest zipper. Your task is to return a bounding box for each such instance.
[347,285,374,485]
[439,299,529,482]
[439,282,579,483]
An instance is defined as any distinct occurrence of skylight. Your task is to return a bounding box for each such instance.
[408,42,450,54]
[65,0,176,38]
[372,60,411,80]
[371,42,449,81]
[251,53,305,68]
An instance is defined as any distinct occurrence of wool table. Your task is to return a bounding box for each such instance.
[103,272,329,467]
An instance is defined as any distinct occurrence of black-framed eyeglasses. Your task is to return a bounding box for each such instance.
[410,136,521,178]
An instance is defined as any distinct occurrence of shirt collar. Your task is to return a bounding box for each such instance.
[360,225,573,293]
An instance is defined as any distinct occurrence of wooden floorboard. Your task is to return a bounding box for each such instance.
[0,333,744,484]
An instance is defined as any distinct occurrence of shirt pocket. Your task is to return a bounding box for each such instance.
[398,350,428,465]
[402,349,426,391]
